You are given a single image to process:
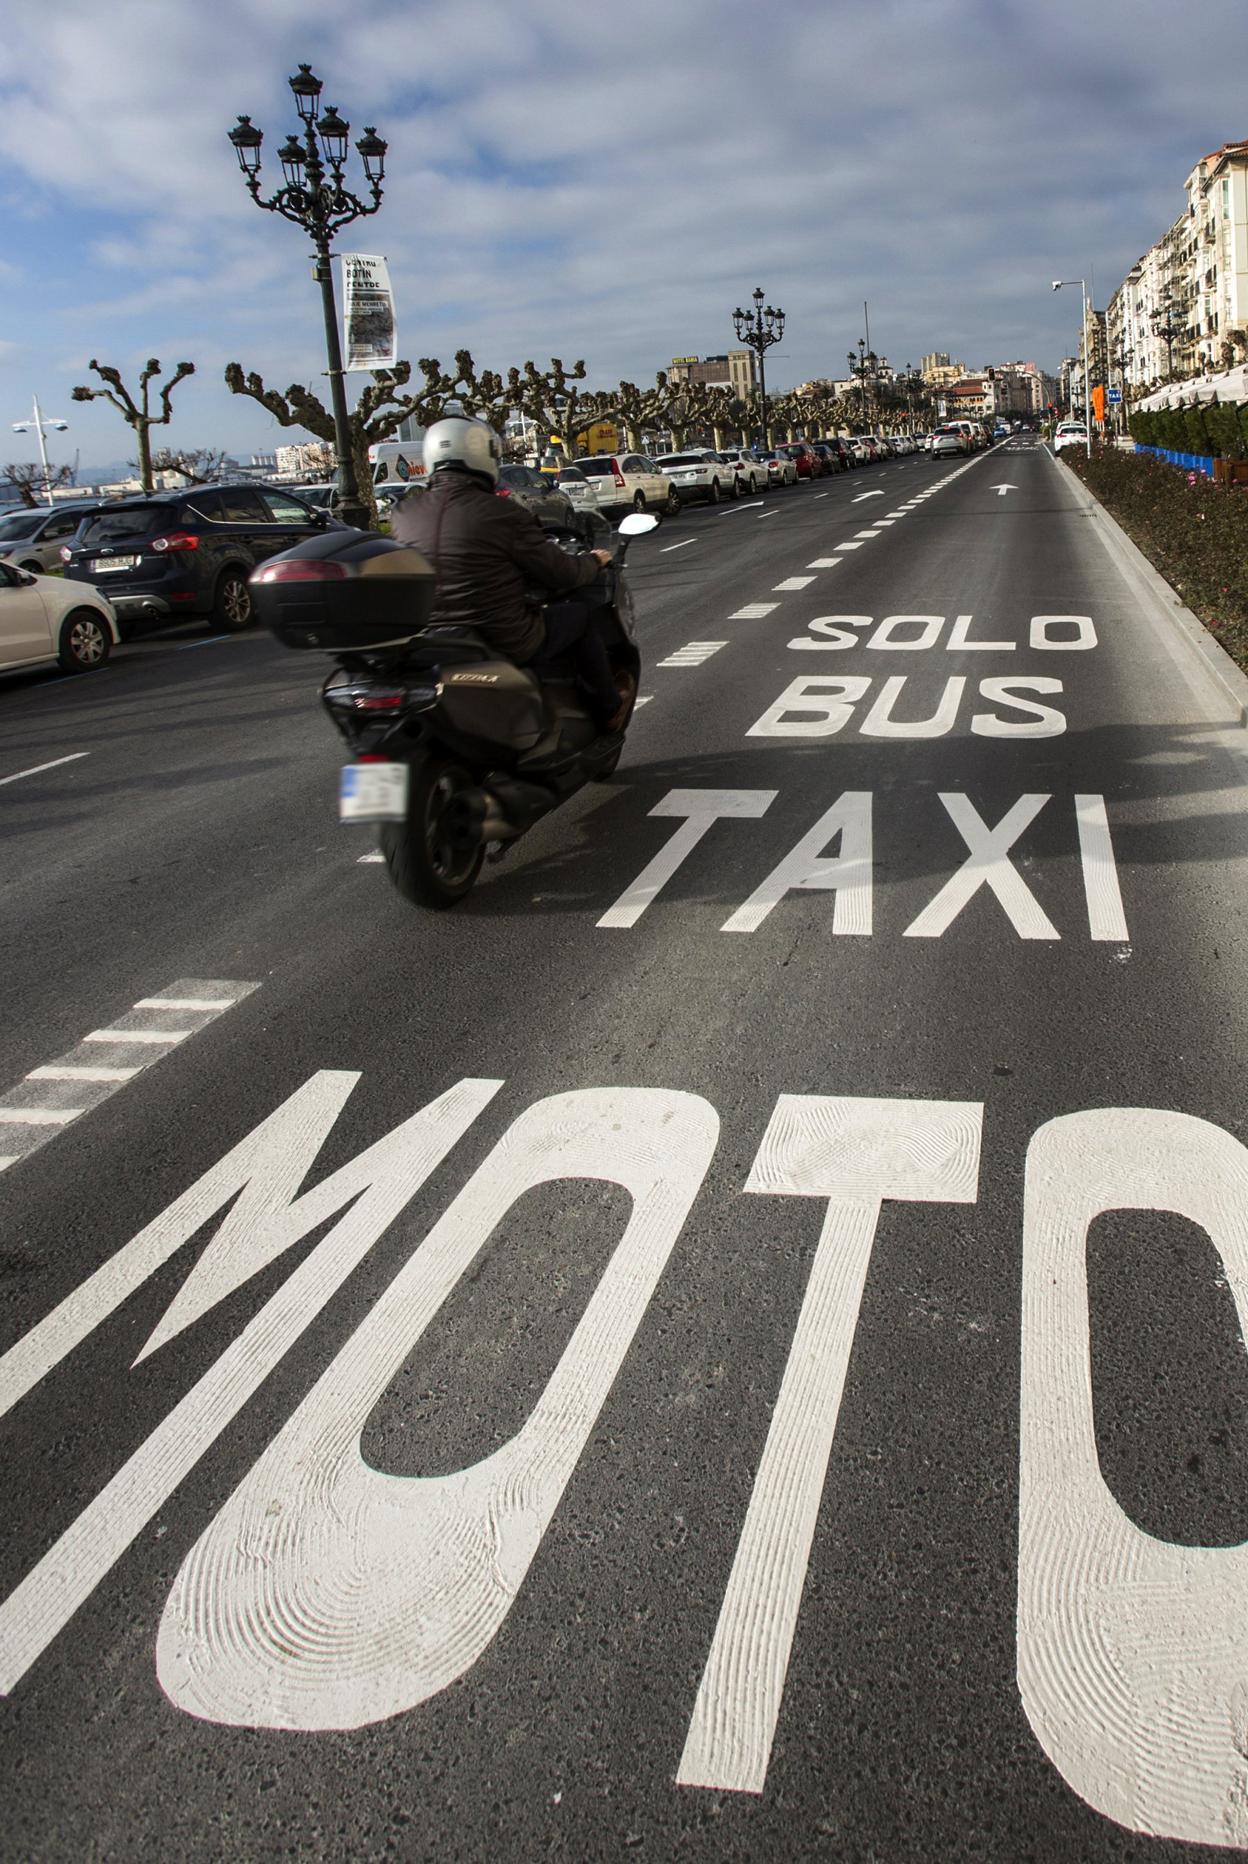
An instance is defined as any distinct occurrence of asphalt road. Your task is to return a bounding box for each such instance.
[3,438,1248,1861]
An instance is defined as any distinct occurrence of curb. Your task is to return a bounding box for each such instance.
[1049,449,1248,726]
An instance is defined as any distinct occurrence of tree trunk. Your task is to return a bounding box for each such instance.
[137,422,154,493]
[352,434,379,528]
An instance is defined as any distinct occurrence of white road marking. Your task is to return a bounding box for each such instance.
[719,501,765,517]
[0,752,90,787]
[806,559,841,569]
[851,492,884,502]
[0,979,259,1174]
[658,642,727,667]
[1019,1109,1248,1847]
[678,1094,982,1794]
[904,794,1057,939]
[358,851,386,863]
[662,538,696,553]
[723,793,873,934]
[730,604,778,620]
[598,790,776,929]
[157,1087,719,1732]
[1074,794,1129,940]
[854,530,882,540]
[813,492,829,499]
[992,485,1017,496]
[634,695,654,706]
[773,577,815,592]
[757,510,781,520]
[838,541,864,550]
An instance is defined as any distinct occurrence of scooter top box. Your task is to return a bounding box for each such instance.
[251,532,437,651]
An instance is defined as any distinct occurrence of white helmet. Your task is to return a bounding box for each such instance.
[423,415,502,486]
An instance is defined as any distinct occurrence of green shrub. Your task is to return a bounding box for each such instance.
[1127,396,1246,457]
[1062,448,1248,673]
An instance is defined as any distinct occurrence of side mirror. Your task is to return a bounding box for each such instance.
[617,512,660,538]
[17,569,37,586]
[309,508,332,529]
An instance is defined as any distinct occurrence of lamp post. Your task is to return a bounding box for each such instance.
[228,66,388,528]
[1111,340,1133,437]
[1151,294,1182,384]
[1052,280,1092,457]
[732,287,785,449]
[11,396,69,504]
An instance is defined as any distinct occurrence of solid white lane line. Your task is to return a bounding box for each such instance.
[662,538,696,553]
[773,578,815,592]
[806,559,841,569]
[731,604,778,619]
[0,979,259,1174]
[0,752,90,788]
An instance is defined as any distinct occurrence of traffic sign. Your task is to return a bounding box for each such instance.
[1108,388,1122,403]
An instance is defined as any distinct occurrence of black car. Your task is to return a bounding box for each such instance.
[62,483,342,635]
[820,437,856,470]
[496,464,574,527]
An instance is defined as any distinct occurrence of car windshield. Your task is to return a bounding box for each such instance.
[0,511,47,540]
[558,468,586,483]
[658,455,706,467]
[77,505,166,546]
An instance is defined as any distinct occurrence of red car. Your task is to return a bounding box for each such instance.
[780,442,823,479]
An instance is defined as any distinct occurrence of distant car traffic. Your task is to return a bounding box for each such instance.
[931,425,969,458]
[62,483,342,635]
[0,561,119,675]
[1053,422,1089,454]
[0,503,104,575]
[573,453,676,514]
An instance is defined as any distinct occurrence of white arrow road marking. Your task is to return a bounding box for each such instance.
[851,491,884,502]
[0,752,89,787]
[992,485,1017,496]
[0,980,259,1173]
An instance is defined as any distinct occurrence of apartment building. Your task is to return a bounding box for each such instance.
[666,351,757,397]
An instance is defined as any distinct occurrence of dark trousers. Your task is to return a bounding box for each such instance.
[529,600,619,721]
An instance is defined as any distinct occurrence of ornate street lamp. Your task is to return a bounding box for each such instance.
[733,287,785,449]
[846,338,881,428]
[1151,295,1183,383]
[228,65,388,527]
[1111,340,1133,434]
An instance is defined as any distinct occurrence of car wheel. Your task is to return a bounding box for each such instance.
[708,478,721,505]
[664,486,681,516]
[214,569,253,631]
[19,560,43,575]
[632,490,647,512]
[57,607,111,673]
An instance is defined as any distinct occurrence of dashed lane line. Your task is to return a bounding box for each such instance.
[0,753,90,787]
[756,510,781,520]
[731,604,779,619]
[0,979,259,1175]
[661,539,696,553]
[657,641,728,668]
[806,559,841,569]
[773,578,815,592]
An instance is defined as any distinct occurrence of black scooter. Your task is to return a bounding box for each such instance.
[252,508,658,908]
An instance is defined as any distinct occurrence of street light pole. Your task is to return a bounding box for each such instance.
[229,66,388,528]
[1151,294,1182,384]
[1053,280,1092,458]
[732,286,785,450]
[10,395,69,504]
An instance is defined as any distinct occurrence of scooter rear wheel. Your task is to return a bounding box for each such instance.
[380,755,484,908]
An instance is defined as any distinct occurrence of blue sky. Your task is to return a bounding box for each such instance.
[0,0,1244,467]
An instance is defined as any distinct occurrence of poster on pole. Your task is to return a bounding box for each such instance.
[341,254,396,371]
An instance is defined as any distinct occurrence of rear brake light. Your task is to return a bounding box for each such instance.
[60,545,73,563]
[254,559,348,583]
[495,485,512,498]
[151,531,199,553]
[612,461,625,488]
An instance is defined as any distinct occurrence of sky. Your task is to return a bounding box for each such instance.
[0,0,1244,468]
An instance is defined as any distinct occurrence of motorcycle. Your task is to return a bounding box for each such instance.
[251,507,658,907]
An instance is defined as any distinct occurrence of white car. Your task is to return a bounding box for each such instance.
[0,562,119,675]
[554,465,600,514]
[655,453,737,505]
[931,425,969,458]
[1053,422,1089,455]
[573,452,676,514]
[715,449,768,494]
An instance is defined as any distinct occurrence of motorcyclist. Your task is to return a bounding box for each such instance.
[390,416,634,732]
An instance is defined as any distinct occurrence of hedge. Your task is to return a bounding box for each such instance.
[1061,448,1248,674]
[1128,399,1248,458]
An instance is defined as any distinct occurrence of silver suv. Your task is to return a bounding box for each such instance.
[0,503,101,575]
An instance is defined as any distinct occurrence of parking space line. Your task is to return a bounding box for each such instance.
[0,753,89,788]
[0,979,259,1174]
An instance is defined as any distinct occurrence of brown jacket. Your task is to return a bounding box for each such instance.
[390,471,600,662]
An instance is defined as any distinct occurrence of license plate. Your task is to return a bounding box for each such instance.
[92,555,139,572]
[339,761,409,823]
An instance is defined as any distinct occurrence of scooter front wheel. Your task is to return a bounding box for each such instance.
[380,755,485,908]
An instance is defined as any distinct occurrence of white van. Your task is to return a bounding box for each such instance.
[368,439,426,489]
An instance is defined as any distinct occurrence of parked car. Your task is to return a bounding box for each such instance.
[655,453,737,505]
[61,483,343,635]
[931,425,969,458]
[554,465,600,514]
[1053,421,1089,455]
[780,442,823,479]
[809,442,841,475]
[287,483,338,510]
[573,453,675,514]
[845,437,873,465]
[0,561,119,675]
[495,464,574,527]
[757,450,800,486]
[715,448,768,494]
[0,502,105,575]
[818,438,854,470]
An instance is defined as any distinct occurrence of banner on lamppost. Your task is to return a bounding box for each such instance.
[341,254,396,371]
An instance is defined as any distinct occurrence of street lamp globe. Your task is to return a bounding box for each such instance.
[277,136,307,190]
[317,105,350,169]
[356,127,387,184]
[228,115,263,177]
[289,64,323,122]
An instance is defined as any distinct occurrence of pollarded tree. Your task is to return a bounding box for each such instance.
[2,461,76,508]
[505,357,594,456]
[71,358,195,493]
[600,374,673,452]
[146,446,233,485]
